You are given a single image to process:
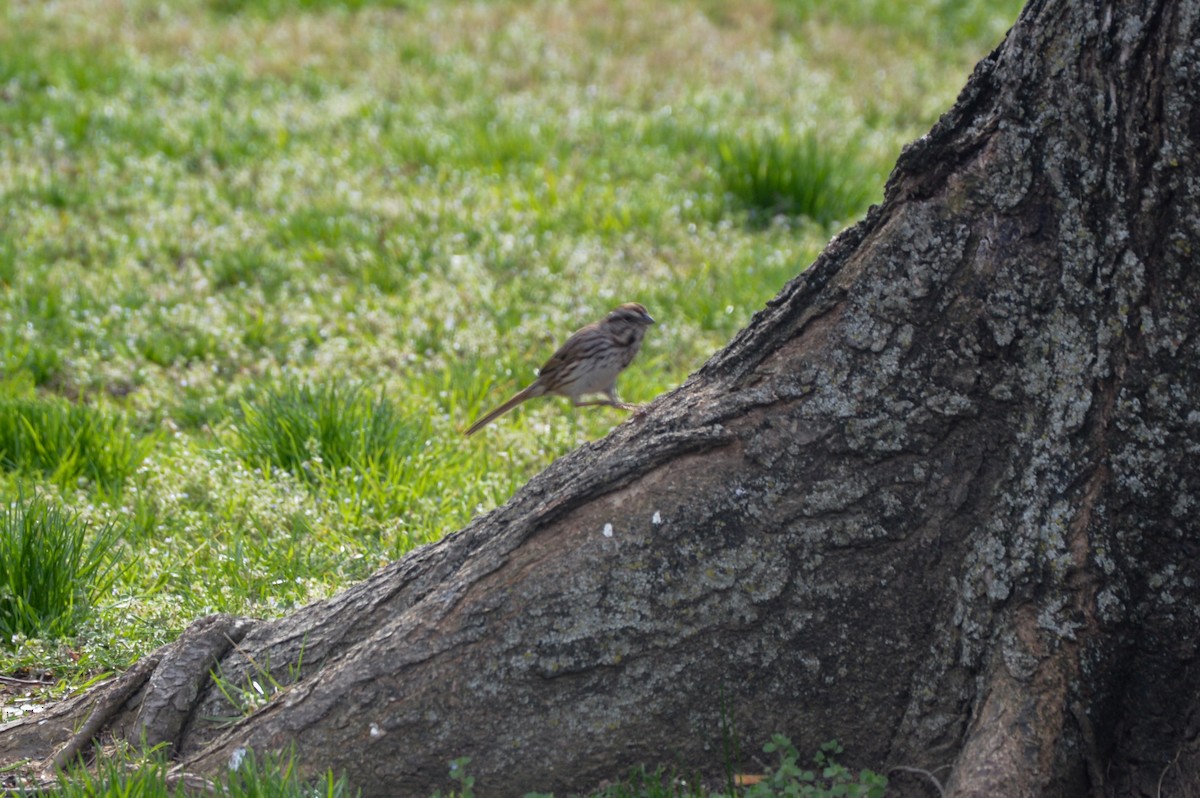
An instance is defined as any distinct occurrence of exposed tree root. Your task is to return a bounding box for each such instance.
[0,613,255,784]
[49,650,163,771]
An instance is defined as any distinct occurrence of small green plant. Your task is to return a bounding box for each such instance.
[0,397,153,495]
[741,737,887,798]
[210,641,307,720]
[715,130,875,226]
[0,493,124,641]
[211,663,286,721]
[429,756,476,798]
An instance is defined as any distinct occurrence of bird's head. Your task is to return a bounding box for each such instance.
[608,302,655,327]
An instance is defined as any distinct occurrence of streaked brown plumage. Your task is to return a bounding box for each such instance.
[465,302,655,436]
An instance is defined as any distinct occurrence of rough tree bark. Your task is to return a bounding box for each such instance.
[3,0,1199,795]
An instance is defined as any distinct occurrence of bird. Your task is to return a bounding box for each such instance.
[465,302,655,436]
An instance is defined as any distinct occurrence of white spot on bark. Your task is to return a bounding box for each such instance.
[603,522,614,537]
[229,747,247,771]
[370,723,384,738]
[652,511,662,525]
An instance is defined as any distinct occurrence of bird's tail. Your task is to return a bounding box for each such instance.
[465,384,540,436]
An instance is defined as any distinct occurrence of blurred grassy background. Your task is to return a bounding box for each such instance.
[0,0,1022,684]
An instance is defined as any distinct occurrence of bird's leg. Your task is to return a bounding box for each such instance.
[611,387,651,417]
[608,387,645,413]
[573,398,636,410]
[573,390,641,412]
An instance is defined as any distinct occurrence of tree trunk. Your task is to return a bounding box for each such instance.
[4,0,1199,795]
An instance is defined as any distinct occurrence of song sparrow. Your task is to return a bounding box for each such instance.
[465,302,655,436]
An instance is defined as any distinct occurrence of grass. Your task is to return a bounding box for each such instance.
[716,129,874,226]
[25,747,356,797]
[0,493,124,640]
[233,380,438,529]
[0,0,1023,792]
[0,396,153,496]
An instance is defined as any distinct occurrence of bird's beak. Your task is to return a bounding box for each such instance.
[644,312,655,324]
